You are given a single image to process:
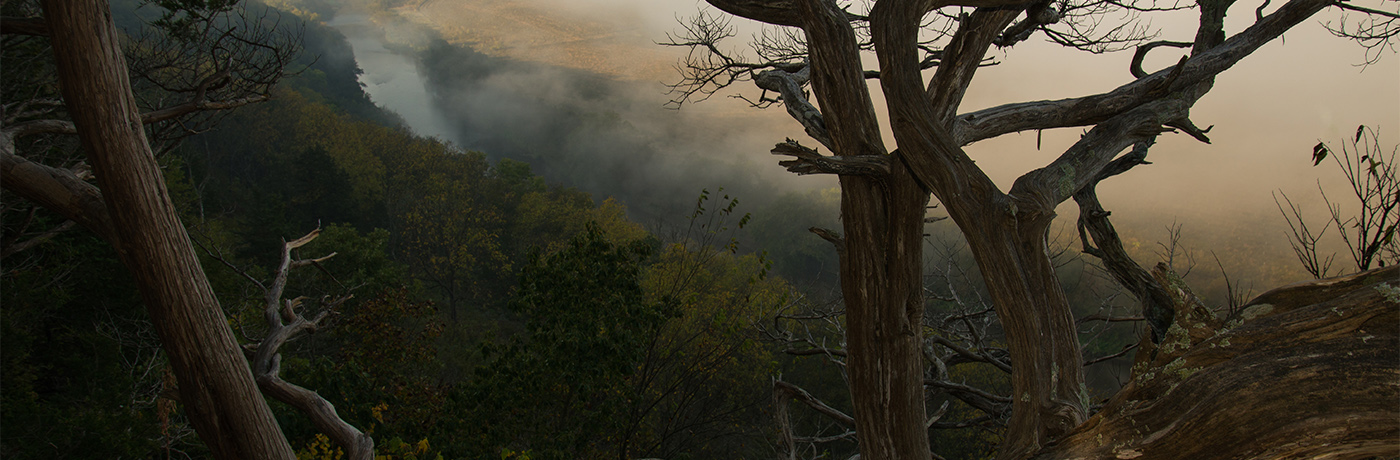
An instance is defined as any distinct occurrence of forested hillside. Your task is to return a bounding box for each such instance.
[0,3,791,457]
[2,0,1393,459]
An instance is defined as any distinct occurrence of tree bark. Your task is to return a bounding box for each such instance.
[867,0,1089,456]
[958,213,1089,459]
[0,147,118,248]
[837,169,933,460]
[796,1,936,459]
[41,1,295,458]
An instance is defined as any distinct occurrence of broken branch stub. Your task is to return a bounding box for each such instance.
[771,139,890,176]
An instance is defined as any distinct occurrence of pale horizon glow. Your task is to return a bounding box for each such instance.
[344,0,1396,283]
[402,0,1397,215]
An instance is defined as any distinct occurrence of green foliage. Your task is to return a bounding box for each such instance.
[295,431,445,460]
[299,224,411,298]
[398,186,511,318]
[278,288,446,458]
[633,244,784,459]
[447,225,670,459]
[138,0,239,39]
[1,4,788,457]
[187,84,620,315]
[513,226,668,376]
[376,436,445,460]
[0,231,176,458]
[748,188,842,286]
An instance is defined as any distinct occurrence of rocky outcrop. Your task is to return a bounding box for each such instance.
[1033,265,1399,460]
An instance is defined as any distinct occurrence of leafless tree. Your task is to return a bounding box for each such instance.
[1277,125,1399,278]
[667,0,1399,458]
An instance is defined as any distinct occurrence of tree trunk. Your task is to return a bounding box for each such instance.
[864,0,1090,455]
[956,208,1087,459]
[796,0,936,457]
[693,0,1375,457]
[41,1,295,458]
[838,166,934,460]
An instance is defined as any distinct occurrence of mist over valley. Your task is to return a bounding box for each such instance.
[326,2,821,226]
[5,0,1396,458]
[315,0,1395,297]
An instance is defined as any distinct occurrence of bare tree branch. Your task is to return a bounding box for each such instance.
[926,8,1020,124]
[227,229,374,460]
[1071,141,1177,342]
[755,65,833,148]
[0,218,74,258]
[1,16,48,36]
[1129,40,1193,78]
[774,379,857,427]
[1083,342,1138,366]
[955,0,1336,145]
[772,139,889,175]
[0,146,117,247]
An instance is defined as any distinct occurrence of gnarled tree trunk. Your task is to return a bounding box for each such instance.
[866,0,1089,455]
[41,1,295,458]
[795,0,936,458]
[956,212,1089,457]
[688,0,1390,457]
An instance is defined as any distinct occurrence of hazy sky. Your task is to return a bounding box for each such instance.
[366,0,1396,278]
[407,0,1397,217]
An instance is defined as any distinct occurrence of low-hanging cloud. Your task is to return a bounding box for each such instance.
[333,0,1396,289]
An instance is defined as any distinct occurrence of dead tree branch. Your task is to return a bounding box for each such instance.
[774,379,857,427]
[1073,141,1176,342]
[772,139,890,176]
[222,229,374,460]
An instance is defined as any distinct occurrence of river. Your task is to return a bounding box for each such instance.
[327,15,460,145]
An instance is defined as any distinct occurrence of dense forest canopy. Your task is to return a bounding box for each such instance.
[0,0,1395,459]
